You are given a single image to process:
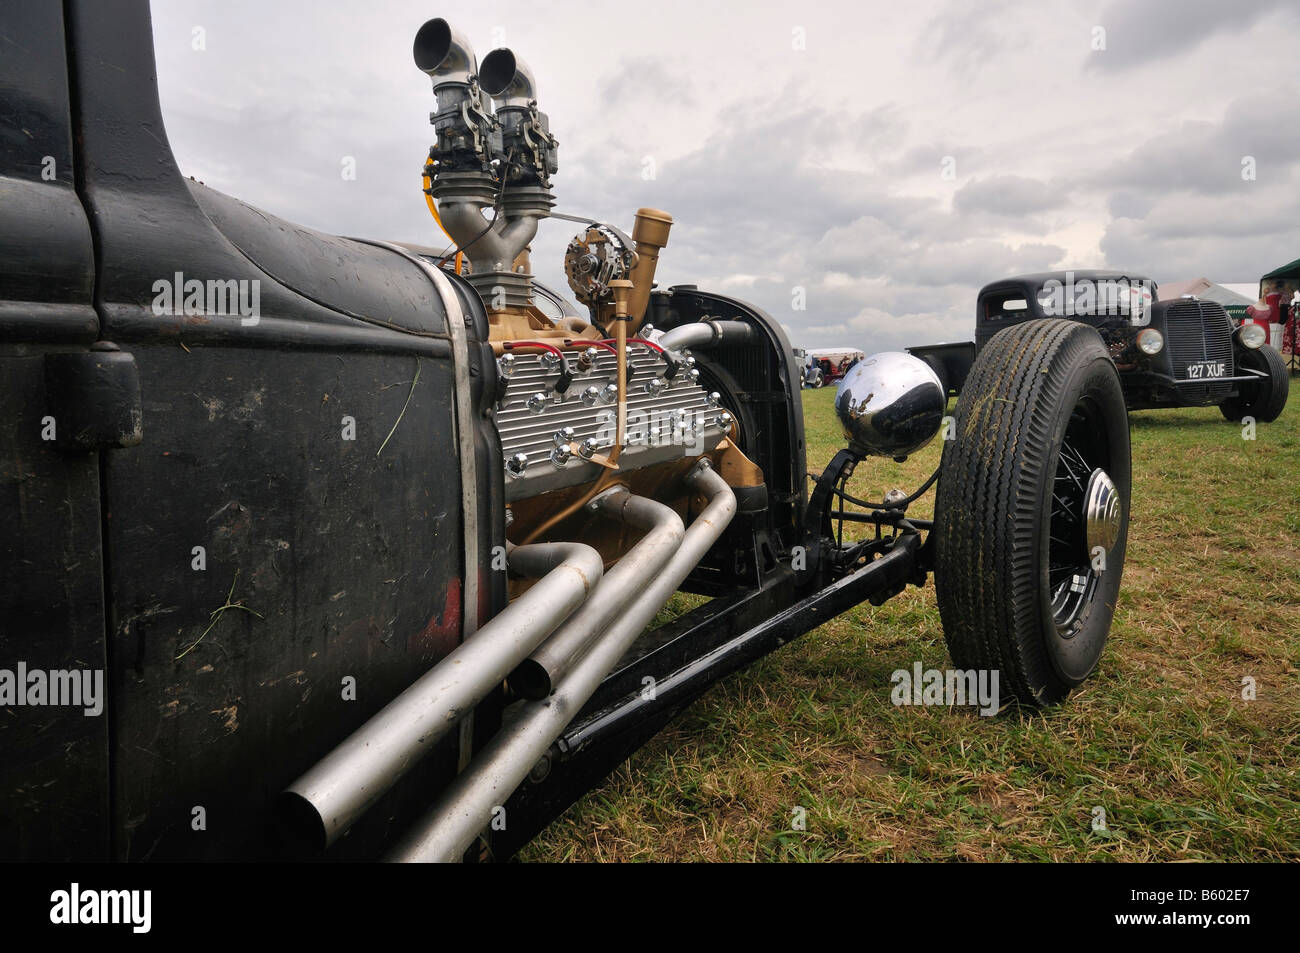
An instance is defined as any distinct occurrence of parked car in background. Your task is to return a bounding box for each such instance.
[792,347,823,387]
[976,271,1289,422]
[808,347,864,387]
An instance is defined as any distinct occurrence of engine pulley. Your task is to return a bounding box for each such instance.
[564,224,635,306]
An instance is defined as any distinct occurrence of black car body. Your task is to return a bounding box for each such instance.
[976,270,1286,415]
[2,1,1139,862]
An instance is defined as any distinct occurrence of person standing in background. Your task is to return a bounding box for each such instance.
[1285,291,1299,361]
[1246,290,1279,347]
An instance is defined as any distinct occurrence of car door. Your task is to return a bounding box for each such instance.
[0,0,111,861]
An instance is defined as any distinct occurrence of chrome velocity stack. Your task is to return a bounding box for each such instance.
[415,19,557,311]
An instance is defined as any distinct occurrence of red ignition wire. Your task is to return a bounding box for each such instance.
[502,341,567,360]
[601,337,665,354]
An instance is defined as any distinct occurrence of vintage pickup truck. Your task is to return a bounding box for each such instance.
[976,271,1289,421]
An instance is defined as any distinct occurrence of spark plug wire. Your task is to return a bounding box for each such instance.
[502,341,573,393]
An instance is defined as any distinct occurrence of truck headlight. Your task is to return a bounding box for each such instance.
[1136,328,1164,355]
[1238,322,1266,349]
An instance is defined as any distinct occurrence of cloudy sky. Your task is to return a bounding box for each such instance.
[150,0,1300,352]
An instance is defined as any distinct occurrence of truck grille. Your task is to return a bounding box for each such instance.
[1164,301,1234,403]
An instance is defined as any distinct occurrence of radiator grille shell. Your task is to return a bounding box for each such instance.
[1162,301,1234,403]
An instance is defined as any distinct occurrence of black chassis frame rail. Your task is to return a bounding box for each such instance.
[490,451,929,859]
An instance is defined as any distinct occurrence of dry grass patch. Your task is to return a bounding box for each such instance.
[521,385,1300,862]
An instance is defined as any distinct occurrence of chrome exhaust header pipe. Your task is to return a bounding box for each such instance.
[508,486,686,700]
[386,461,737,862]
[509,491,686,700]
[278,540,603,851]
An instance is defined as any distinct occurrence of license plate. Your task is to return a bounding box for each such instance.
[1186,361,1227,379]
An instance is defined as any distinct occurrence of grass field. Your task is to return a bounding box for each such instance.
[520,378,1300,862]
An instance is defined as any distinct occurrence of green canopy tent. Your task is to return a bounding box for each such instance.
[1260,258,1300,368]
[1262,258,1300,281]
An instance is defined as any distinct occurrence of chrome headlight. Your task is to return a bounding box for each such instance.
[1136,328,1164,355]
[835,352,945,458]
[1238,322,1266,350]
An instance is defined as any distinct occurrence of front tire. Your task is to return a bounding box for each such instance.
[1219,344,1289,423]
[934,320,1131,706]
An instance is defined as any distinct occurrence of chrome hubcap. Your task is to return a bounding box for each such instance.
[1084,467,1122,557]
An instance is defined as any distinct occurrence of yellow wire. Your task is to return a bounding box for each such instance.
[422,161,463,274]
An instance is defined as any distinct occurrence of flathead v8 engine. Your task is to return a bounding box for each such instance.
[408,18,769,537]
[280,18,800,861]
[496,341,732,501]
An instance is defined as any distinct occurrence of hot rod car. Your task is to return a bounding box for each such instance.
[2,2,1132,862]
[976,271,1290,422]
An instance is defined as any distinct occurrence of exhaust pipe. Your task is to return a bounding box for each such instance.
[277,540,603,851]
[509,489,684,700]
[385,461,736,862]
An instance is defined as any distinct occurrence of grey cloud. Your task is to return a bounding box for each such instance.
[877,143,988,182]
[878,238,1065,287]
[144,0,1300,354]
[1090,86,1300,281]
[1091,90,1300,197]
[1096,120,1235,193]
[1101,219,1299,280]
[1099,177,1300,277]
[923,0,1035,76]
[598,57,698,109]
[1087,0,1297,70]
[1134,189,1300,241]
[1107,189,1155,220]
[527,95,1065,349]
[953,174,1068,217]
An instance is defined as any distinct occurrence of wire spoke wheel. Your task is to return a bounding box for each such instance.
[1047,405,1113,634]
[934,319,1131,706]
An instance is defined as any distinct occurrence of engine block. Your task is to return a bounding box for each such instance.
[496,343,731,501]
